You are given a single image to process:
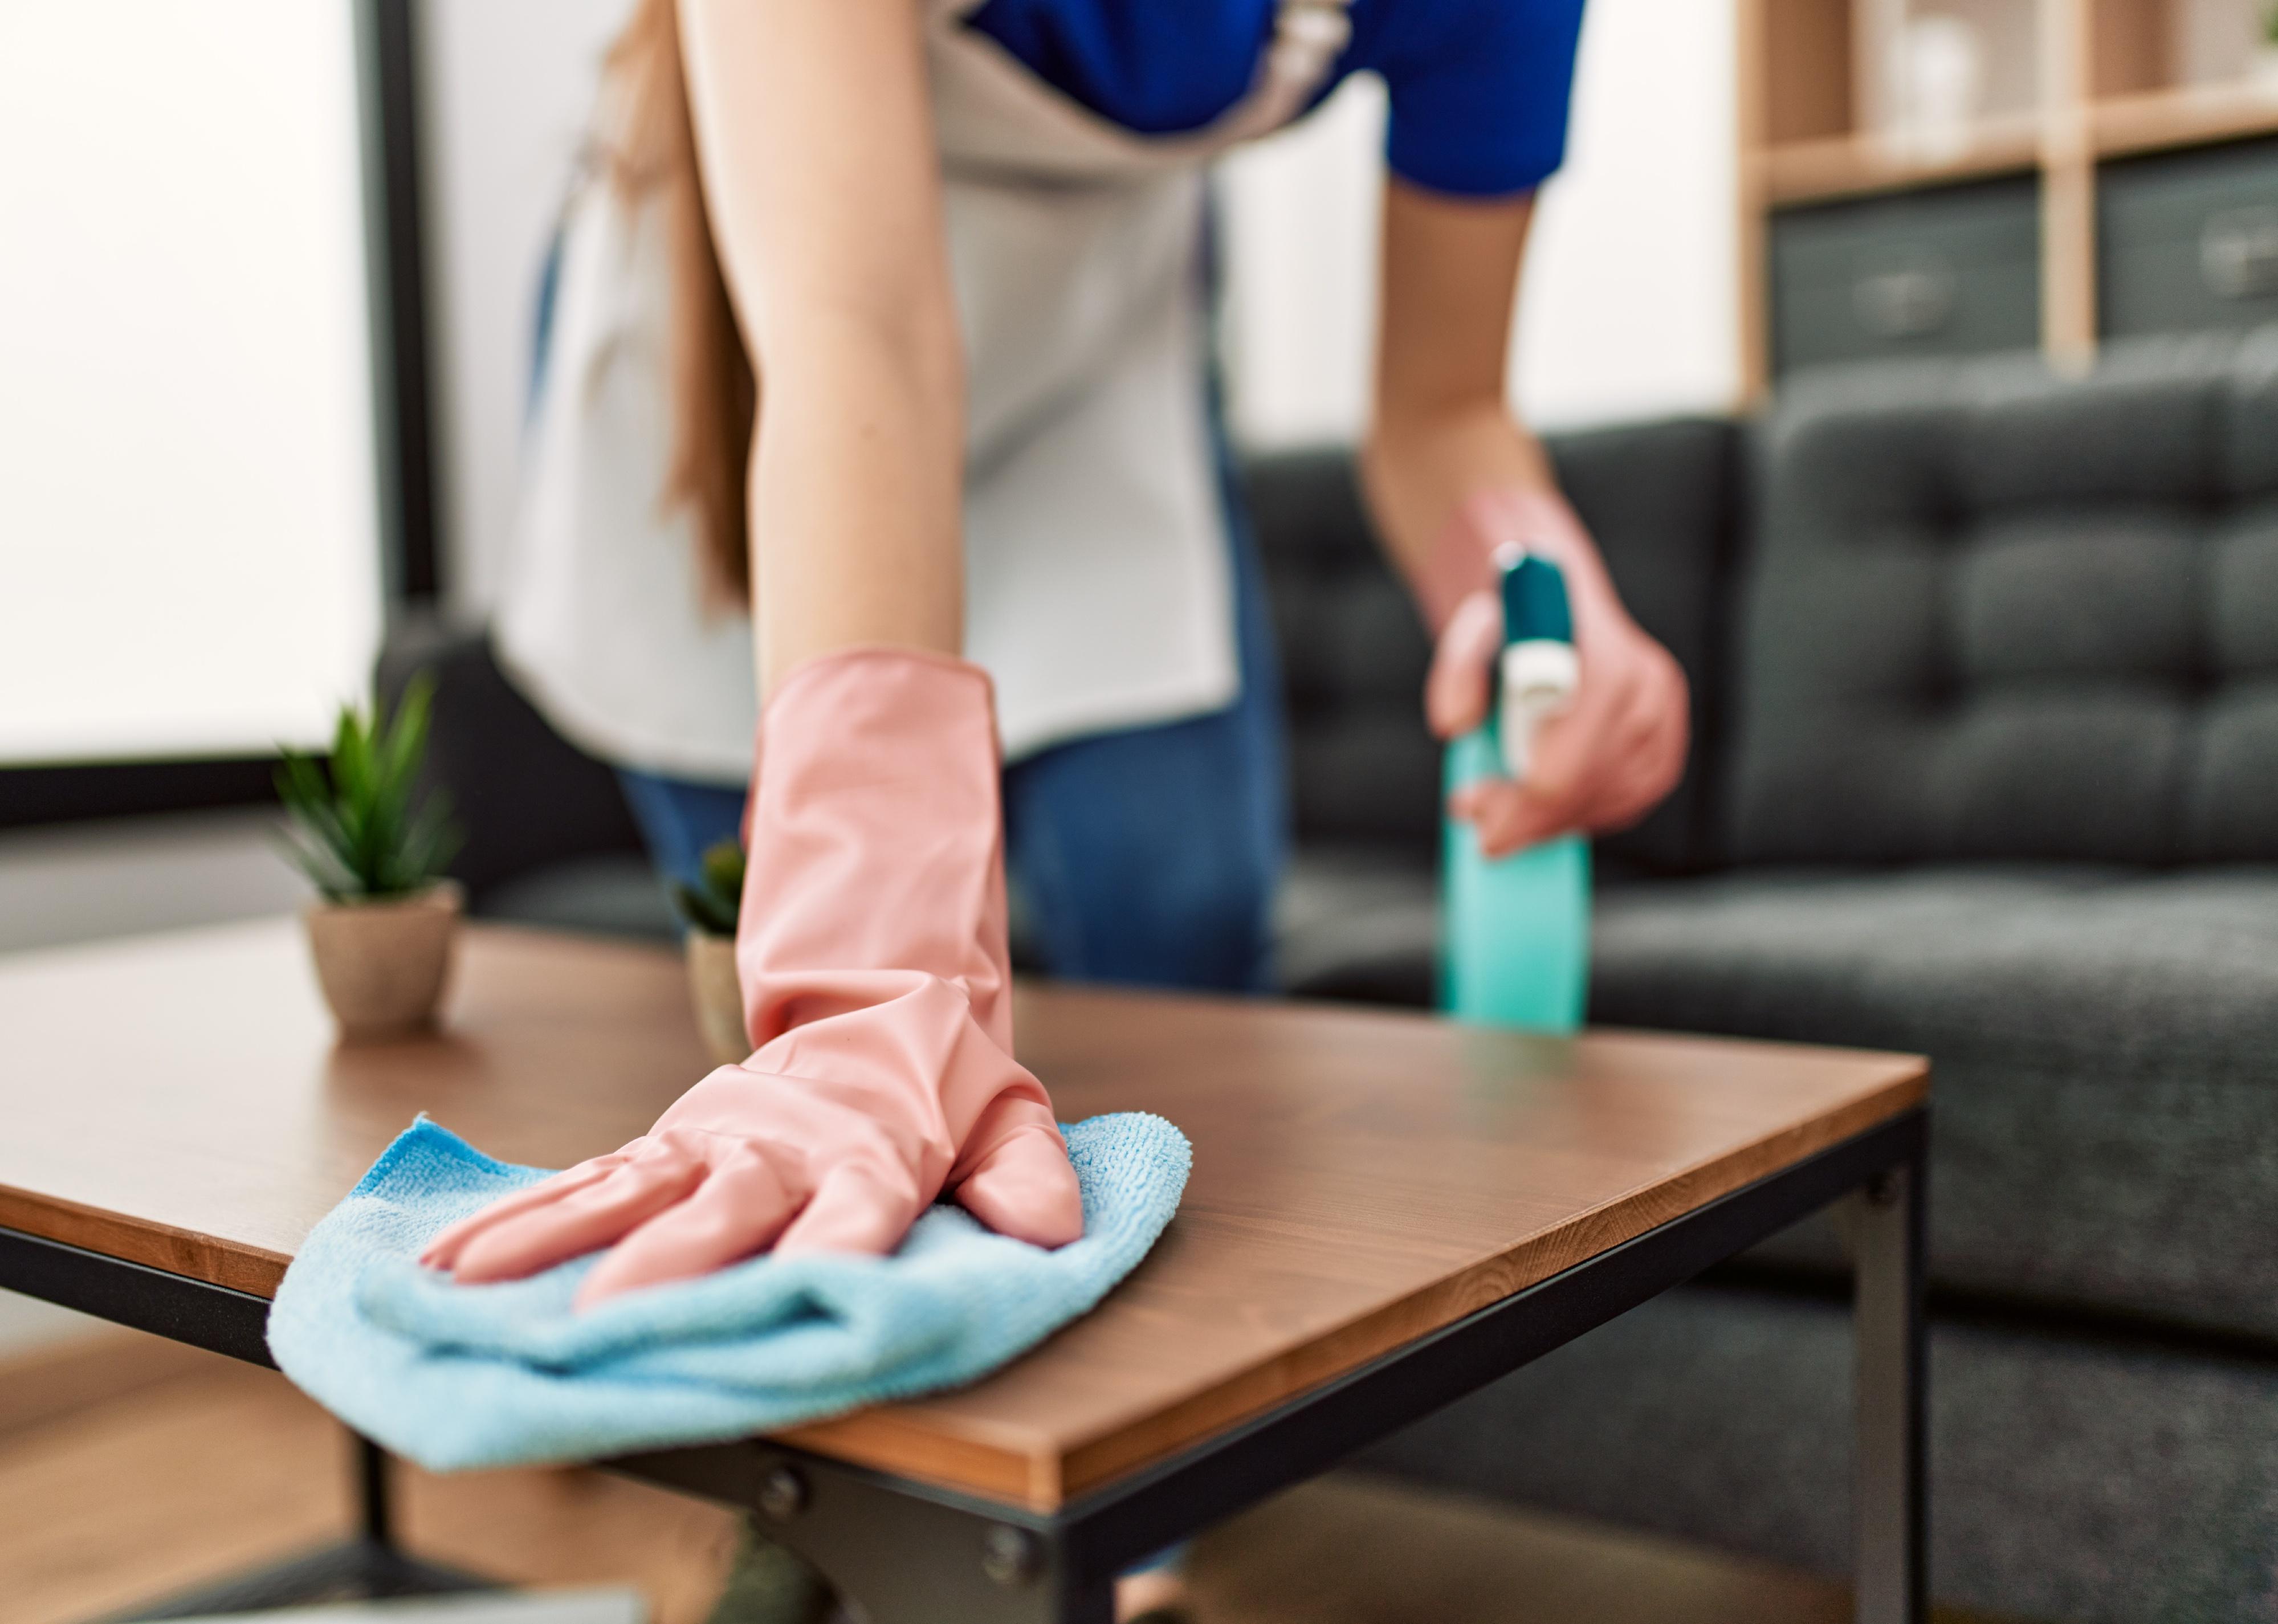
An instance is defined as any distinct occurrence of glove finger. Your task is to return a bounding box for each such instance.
[574,1148,803,1308]
[418,1152,633,1270]
[772,1161,920,1259]
[953,1125,1085,1249]
[450,1145,704,1284]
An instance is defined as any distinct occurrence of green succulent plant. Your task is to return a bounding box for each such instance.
[672,838,747,937]
[276,676,462,902]
[2264,1,2278,46]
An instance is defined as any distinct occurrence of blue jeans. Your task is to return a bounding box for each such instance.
[617,476,1288,996]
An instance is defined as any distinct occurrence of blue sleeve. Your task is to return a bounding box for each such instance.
[1375,0,1587,199]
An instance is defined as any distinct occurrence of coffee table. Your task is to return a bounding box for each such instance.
[0,921,1927,1624]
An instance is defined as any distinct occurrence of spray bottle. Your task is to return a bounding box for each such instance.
[1440,548,1590,1033]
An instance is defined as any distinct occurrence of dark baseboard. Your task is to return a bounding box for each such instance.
[0,757,284,834]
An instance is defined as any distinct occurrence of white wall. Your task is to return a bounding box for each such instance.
[1217,79,1391,450]
[2179,0,2266,83]
[422,0,1741,599]
[1222,0,1741,449]
[1513,0,1741,432]
[0,1,382,763]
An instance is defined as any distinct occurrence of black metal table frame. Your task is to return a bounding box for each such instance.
[1,1106,1927,1624]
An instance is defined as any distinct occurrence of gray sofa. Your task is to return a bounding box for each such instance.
[384,330,2278,1623]
[1270,333,2278,1624]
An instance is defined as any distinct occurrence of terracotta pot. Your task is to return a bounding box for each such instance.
[686,929,748,1065]
[303,882,463,1041]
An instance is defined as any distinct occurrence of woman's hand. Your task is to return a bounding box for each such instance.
[1424,489,1689,859]
[421,1049,1078,1310]
[1359,182,1687,859]
[423,651,1083,1309]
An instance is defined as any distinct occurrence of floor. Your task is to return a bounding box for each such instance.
[0,1329,2013,1624]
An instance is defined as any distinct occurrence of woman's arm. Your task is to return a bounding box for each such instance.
[1361,181,1550,597]
[677,0,963,690]
[421,0,1085,1308]
[1361,179,1688,855]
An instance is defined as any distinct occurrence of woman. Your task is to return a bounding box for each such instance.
[435,1,1684,1603]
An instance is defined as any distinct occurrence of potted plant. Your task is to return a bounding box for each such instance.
[2257,3,2278,97]
[674,838,749,1064]
[278,677,464,1040]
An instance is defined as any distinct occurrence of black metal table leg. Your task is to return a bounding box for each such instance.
[618,1111,1933,1623]
[359,1433,396,1545]
[1847,1150,1929,1624]
[620,1447,1115,1624]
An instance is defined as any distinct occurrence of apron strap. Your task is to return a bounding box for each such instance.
[930,0,1355,176]
[1217,0,1356,145]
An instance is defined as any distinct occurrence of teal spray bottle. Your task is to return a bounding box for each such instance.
[1440,549,1590,1032]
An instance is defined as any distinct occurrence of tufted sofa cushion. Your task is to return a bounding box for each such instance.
[1591,864,2278,1341]
[377,616,669,937]
[1729,331,2278,865]
[1246,450,1441,854]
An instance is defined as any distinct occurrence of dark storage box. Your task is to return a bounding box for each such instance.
[1772,176,2042,374]
[2099,136,2278,340]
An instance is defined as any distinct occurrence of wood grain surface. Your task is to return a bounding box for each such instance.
[0,921,1925,1510]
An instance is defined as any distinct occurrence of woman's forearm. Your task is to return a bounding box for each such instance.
[677,0,965,693]
[1361,399,1555,591]
[1359,181,1574,621]
[745,313,964,685]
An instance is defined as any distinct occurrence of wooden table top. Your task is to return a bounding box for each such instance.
[0,920,1924,1511]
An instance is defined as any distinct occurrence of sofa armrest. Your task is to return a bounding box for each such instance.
[375,613,645,900]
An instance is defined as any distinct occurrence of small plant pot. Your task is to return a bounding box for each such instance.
[304,882,463,1041]
[686,929,748,1066]
[2255,45,2278,99]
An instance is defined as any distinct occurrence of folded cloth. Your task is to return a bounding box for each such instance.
[268,1113,1189,1471]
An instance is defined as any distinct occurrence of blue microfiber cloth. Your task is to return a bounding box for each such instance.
[268,1113,1190,1471]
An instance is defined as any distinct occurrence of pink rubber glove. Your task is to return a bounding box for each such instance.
[1415,488,1689,859]
[421,648,1083,1308]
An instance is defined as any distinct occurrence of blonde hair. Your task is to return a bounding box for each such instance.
[600,0,756,603]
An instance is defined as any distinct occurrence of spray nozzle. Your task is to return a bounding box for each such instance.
[1496,552,1578,782]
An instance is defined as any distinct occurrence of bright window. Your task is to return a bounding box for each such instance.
[0,0,383,764]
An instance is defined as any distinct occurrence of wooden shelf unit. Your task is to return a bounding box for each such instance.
[2092,81,2278,155]
[1736,0,2278,395]
[1758,112,2045,203]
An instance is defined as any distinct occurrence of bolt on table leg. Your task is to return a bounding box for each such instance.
[671,1454,1116,1624]
[1845,1154,1927,1624]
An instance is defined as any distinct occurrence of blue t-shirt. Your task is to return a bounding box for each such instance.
[963,0,1586,198]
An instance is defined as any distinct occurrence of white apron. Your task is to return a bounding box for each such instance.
[496,0,1353,779]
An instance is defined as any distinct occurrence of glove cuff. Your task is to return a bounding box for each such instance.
[737,645,1014,1054]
